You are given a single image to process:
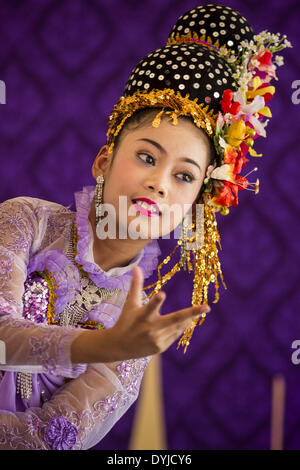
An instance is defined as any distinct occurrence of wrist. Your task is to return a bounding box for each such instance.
[70,327,122,364]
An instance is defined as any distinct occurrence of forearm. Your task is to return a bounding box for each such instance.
[0,316,86,377]
[70,327,124,364]
[0,314,124,373]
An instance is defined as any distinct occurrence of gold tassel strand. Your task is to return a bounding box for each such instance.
[16,372,33,402]
[177,199,227,353]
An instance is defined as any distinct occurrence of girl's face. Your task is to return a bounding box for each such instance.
[92,116,211,241]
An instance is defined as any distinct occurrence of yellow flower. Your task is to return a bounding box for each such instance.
[246,76,274,118]
[225,120,246,147]
[249,147,263,157]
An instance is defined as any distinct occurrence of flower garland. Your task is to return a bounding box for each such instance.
[201,30,292,215]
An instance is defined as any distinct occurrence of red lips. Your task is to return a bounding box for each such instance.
[132,197,161,215]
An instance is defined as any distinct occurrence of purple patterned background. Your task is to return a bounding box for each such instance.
[0,0,299,450]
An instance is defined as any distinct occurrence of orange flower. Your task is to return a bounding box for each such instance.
[224,147,249,174]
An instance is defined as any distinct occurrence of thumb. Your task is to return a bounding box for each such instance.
[126,265,144,307]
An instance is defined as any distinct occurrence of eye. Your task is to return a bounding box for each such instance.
[176,173,195,184]
[136,152,155,165]
[136,152,195,184]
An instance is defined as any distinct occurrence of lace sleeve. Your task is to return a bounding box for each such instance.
[0,198,86,378]
[0,316,86,377]
[0,198,37,316]
[0,356,151,450]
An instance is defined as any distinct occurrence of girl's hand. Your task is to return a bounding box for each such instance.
[106,265,211,360]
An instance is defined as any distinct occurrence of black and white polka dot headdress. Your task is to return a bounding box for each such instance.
[124,4,252,116]
[106,3,290,214]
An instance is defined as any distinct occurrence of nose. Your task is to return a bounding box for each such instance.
[144,180,167,198]
[143,167,169,199]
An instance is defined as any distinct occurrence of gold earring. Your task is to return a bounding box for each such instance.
[95,174,105,227]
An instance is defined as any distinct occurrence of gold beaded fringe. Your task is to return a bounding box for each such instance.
[16,372,32,402]
[142,193,227,353]
[166,30,234,58]
[106,88,217,154]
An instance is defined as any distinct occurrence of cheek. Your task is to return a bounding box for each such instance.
[103,160,136,206]
[171,182,202,207]
[112,155,139,182]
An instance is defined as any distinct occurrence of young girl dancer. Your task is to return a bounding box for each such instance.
[0,4,291,449]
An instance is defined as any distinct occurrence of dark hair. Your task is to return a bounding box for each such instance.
[110,107,217,166]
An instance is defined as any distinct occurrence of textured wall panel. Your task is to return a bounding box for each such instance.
[0,0,299,450]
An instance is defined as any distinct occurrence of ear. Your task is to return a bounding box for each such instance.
[91,145,112,179]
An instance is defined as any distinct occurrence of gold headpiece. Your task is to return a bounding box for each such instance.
[106,88,217,155]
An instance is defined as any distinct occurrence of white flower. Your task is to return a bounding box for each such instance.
[219,46,228,56]
[249,58,260,70]
[216,112,225,133]
[240,40,250,48]
[204,164,217,183]
[284,39,292,48]
[210,164,234,182]
[227,55,237,63]
[274,55,284,66]
[219,136,230,151]
[234,90,267,137]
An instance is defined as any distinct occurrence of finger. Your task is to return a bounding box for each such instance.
[126,265,144,307]
[143,291,167,316]
[165,308,208,345]
[160,304,211,329]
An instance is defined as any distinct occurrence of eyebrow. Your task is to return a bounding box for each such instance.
[137,138,202,174]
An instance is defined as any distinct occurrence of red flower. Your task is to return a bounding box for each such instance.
[234,174,249,190]
[230,102,241,115]
[258,50,272,66]
[213,181,238,207]
[263,92,273,104]
[224,147,238,164]
[221,89,241,115]
[212,173,249,208]
[224,147,249,175]
[240,142,250,160]
[234,152,249,174]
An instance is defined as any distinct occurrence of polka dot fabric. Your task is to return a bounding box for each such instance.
[124,42,236,116]
[123,4,254,116]
[169,4,254,56]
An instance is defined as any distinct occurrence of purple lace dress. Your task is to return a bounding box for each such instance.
[0,185,161,449]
